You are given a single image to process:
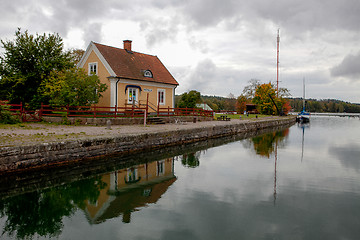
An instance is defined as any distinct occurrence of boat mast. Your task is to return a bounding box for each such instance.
[277,29,280,97]
[303,77,305,111]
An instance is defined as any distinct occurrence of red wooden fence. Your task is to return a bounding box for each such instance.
[1,101,214,122]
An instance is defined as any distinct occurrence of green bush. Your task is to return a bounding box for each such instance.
[0,105,20,124]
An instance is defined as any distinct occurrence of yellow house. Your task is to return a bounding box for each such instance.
[78,40,179,112]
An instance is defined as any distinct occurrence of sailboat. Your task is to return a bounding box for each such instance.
[296,78,310,123]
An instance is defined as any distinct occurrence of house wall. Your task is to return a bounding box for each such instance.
[84,158,174,221]
[81,50,111,108]
[85,173,112,219]
[114,158,173,189]
[117,81,176,111]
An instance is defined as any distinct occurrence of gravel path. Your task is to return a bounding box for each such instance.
[0,119,267,147]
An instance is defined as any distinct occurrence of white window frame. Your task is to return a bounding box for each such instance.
[156,160,165,176]
[88,62,98,75]
[127,88,138,104]
[157,89,165,105]
[126,168,139,182]
[144,70,153,78]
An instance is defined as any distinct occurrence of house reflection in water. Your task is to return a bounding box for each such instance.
[84,158,176,224]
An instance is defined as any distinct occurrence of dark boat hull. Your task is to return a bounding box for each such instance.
[296,115,310,123]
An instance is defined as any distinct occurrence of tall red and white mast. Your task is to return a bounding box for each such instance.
[276,29,280,97]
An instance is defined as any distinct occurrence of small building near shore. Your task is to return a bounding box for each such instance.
[196,103,213,111]
[246,104,259,114]
[78,40,179,112]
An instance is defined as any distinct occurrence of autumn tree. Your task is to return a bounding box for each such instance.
[252,83,276,115]
[236,95,248,113]
[253,83,291,115]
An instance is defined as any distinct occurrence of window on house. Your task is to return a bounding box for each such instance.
[158,89,165,105]
[128,88,137,104]
[87,199,98,206]
[156,160,165,176]
[89,62,98,75]
[126,168,140,183]
[144,70,153,78]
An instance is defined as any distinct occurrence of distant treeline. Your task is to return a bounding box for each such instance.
[176,94,360,113]
[289,98,360,113]
[175,94,237,111]
[201,95,237,111]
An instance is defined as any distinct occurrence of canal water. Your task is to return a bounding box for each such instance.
[0,116,360,239]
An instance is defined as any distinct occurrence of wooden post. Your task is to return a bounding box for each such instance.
[144,110,147,127]
[20,102,24,121]
[157,98,160,116]
[146,93,149,114]
[39,103,43,118]
[94,105,97,118]
[115,104,117,118]
[66,105,69,118]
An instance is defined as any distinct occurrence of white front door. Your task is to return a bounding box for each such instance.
[128,88,137,104]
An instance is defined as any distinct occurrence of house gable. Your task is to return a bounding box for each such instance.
[78,42,116,76]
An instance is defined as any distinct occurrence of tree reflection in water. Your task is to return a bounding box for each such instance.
[243,128,290,205]
[245,129,289,158]
[181,151,201,168]
[0,177,106,239]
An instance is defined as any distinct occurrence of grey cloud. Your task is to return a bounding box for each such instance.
[176,59,261,96]
[0,0,133,45]
[250,0,360,33]
[329,144,360,172]
[177,0,360,40]
[187,37,209,53]
[330,51,360,80]
[4,0,360,50]
[146,26,176,48]
[186,59,222,93]
[182,0,239,28]
[83,23,103,45]
[49,0,115,36]
[143,17,181,48]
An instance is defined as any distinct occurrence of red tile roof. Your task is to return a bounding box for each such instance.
[93,42,179,86]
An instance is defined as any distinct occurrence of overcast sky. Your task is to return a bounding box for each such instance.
[1,0,360,103]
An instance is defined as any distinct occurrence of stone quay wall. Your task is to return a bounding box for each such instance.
[42,115,212,125]
[0,117,295,172]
